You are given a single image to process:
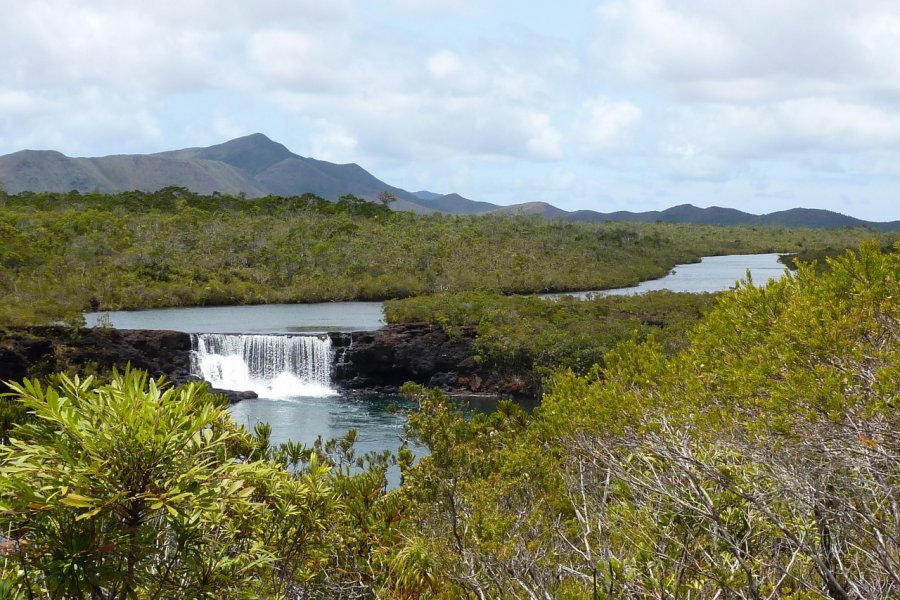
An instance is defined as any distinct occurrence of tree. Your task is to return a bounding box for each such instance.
[0,368,437,598]
[378,190,398,208]
[0,369,268,598]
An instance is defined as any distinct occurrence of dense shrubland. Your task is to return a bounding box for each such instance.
[0,187,894,326]
[398,241,899,599]
[1,243,896,598]
[386,290,718,386]
[780,242,898,271]
[1,186,897,597]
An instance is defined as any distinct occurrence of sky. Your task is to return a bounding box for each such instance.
[2,1,900,221]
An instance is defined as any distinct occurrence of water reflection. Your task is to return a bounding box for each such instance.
[85,301,385,333]
[544,253,787,299]
[227,392,535,488]
[229,394,415,487]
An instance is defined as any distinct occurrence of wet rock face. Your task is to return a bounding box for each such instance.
[329,323,536,397]
[0,327,192,387]
[208,387,258,403]
[330,323,478,393]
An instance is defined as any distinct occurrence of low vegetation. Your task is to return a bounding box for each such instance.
[0,243,896,598]
[386,290,718,387]
[0,368,421,599]
[399,241,899,598]
[1,187,895,326]
[1,186,896,597]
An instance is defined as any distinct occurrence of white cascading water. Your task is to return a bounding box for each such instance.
[190,333,336,398]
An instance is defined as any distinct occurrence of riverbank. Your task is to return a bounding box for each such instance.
[0,324,510,398]
[331,323,535,397]
[84,253,790,333]
[0,326,192,385]
[8,253,794,398]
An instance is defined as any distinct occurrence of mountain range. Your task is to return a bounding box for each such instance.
[1,133,897,230]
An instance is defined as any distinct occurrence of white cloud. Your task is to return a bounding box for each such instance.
[523,112,564,160]
[0,0,577,164]
[426,50,466,79]
[388,0,476,17]
[2,1,900,219]
[248,30,349,92]
[550,168,576,190]
[210,116,251,144]
[0,90,162,155]
[0,0,352,95]
[596,0,743,82]
[593,0,900,102]
[782,98,900,151]
[426,50,491,94]
[667,98,900,161]
[2,3,222,94]
[573,98,642,152]
[587,0,900,197]
[0,91,50,119]
[311,129,359,162]
[275,89,564,162]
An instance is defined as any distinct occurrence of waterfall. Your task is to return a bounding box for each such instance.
[190,333,335,398]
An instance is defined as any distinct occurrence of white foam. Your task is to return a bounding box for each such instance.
[190,333,336,399]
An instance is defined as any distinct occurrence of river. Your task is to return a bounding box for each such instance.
[85,253,788,485]
[546,253,787,298]
[85,253,786,332]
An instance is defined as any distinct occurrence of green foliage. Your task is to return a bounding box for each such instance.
[780,241,898,272]
[0,368,434,598]
[0,189,894,326]
[0,368,268,598]
[386,290,718,387]
[1,186,897,598]
[399,242,900,598]
[0,395,31,444]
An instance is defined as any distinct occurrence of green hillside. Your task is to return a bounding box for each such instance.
[1,188,895,326]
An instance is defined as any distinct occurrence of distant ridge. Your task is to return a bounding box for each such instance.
[0,134,897,230]
[414,192,502,215]
[490,201,570,219]
[158,132,295,175]
[551,203,900,231]
[0,133,437,213]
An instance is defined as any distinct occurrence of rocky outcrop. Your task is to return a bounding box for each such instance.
[330,323,534,396]
[207,387,259,403]
[0,327,192,387]
[1,323,535,399]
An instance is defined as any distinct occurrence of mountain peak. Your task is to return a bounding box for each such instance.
[242,132,273,142]
[192,133,296,175]
[1,137,897,229]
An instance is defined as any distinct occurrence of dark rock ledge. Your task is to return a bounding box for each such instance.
[329,323,535,397]
[0,327,193,386]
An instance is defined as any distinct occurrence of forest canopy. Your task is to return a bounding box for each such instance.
[0,188,895,326]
